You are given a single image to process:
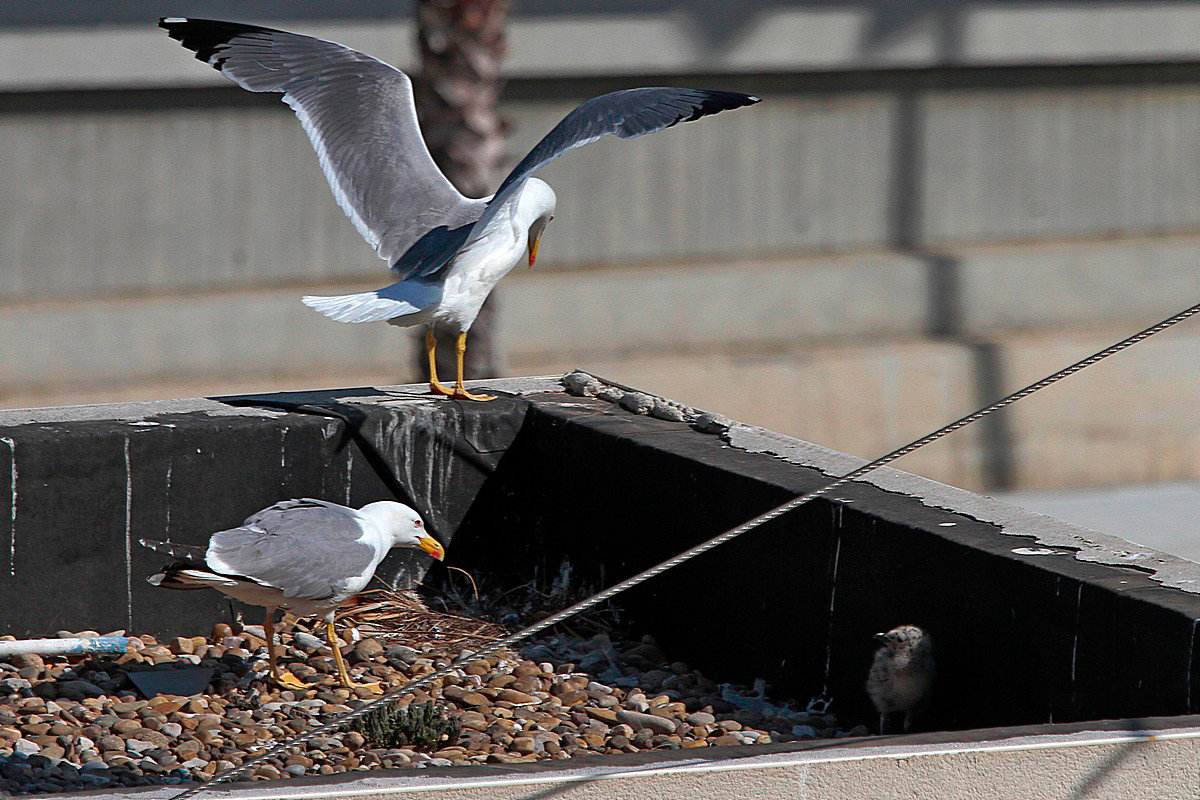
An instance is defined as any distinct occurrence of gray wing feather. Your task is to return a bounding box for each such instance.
[160,18,482,265]
[207,498,376,601]
[393,88,761,280]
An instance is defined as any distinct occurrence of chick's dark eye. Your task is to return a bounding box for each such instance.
[549,215,555,221]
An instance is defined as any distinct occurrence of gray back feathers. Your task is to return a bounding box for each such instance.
[205,499,376,601]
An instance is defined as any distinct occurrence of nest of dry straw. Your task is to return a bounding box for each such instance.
[333,587,508,656]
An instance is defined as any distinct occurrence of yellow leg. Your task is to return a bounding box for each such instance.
[426,329,455,397]
[326,619,382,693]
[451,331,495,401]
[265,610,314,690]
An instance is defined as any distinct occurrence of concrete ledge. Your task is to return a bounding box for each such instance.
[70,718,1200,799]
[7,375,1200,797]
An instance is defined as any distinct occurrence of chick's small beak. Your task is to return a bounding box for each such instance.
[417,534,445,560]
[873,632,888,644]
[528,234,540,268]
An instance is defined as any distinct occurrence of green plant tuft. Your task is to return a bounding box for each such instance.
[351,700,461,751]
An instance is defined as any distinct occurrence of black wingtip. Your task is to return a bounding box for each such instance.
[686,89,761,122]
[158,17,276,66]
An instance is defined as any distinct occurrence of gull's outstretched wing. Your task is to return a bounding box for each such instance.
[160,17,483,265]
[392,87,760,281]
[204,499,377,601]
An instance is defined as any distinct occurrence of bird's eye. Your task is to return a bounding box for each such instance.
[549,215,555,222]
[413,519,422,528]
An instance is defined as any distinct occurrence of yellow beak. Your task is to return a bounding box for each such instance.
[417,534,445,561]
[528,235,540,268]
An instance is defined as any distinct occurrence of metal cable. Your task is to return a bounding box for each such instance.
[169,301,1200,798]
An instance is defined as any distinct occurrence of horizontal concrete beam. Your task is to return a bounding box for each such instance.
[0,252,931,393]
[956,235,1200,334]
[111,722,1200,800]
[9,5,1200,91]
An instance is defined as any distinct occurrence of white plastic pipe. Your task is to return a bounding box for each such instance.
[0,637,129,657]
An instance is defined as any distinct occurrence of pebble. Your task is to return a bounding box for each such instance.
[615,710,677,736]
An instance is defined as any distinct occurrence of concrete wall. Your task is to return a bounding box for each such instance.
[1,3,1198,494]
[149,727,1199,800]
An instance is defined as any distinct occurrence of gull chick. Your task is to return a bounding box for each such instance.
[866,624,934,734]
[160,17,759,400]
[141,498,444,692]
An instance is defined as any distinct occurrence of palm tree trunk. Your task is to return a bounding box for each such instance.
[412,0,510,382]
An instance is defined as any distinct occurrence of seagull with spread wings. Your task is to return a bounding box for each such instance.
[160,18,760,400]
[141,498,444,692]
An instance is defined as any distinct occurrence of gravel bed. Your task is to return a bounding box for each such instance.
[0,623,864,794]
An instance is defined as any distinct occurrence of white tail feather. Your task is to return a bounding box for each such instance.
[176,569,242,588]
[302,280,441,324]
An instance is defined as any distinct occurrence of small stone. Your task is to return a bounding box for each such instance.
[495,688,537,705]
[595,386,623,402]
[37,744,65,759]
[693,411,732,434]
[168,637,195,655]
[284,763,307,777]
[618,392,655,414]
[561,371,602,396]
[384,645,418,663]
[7,654,44,672]
[711,734,742,746]
[616,710,677,736]
[56,680,105,698]
[458,711,488,731]
[584,707,617,724]
[352,639,384,661]
[449,690,489,707]
[13,738,39,756]
[650,401,688,422]
[98,735,126,752]
[511,736,538,755]
[555,689,588,707]
[686,711,716,726]
[130,728,171,748]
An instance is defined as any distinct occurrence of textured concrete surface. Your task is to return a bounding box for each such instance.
[9,88,1200,300]
[1004,483,1200,564]
[10,4,1200,90]
[86,726,1200,799]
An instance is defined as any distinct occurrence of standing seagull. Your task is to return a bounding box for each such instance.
[866,624,935,734]
[141,498,444,692]
[160,18,760,400]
